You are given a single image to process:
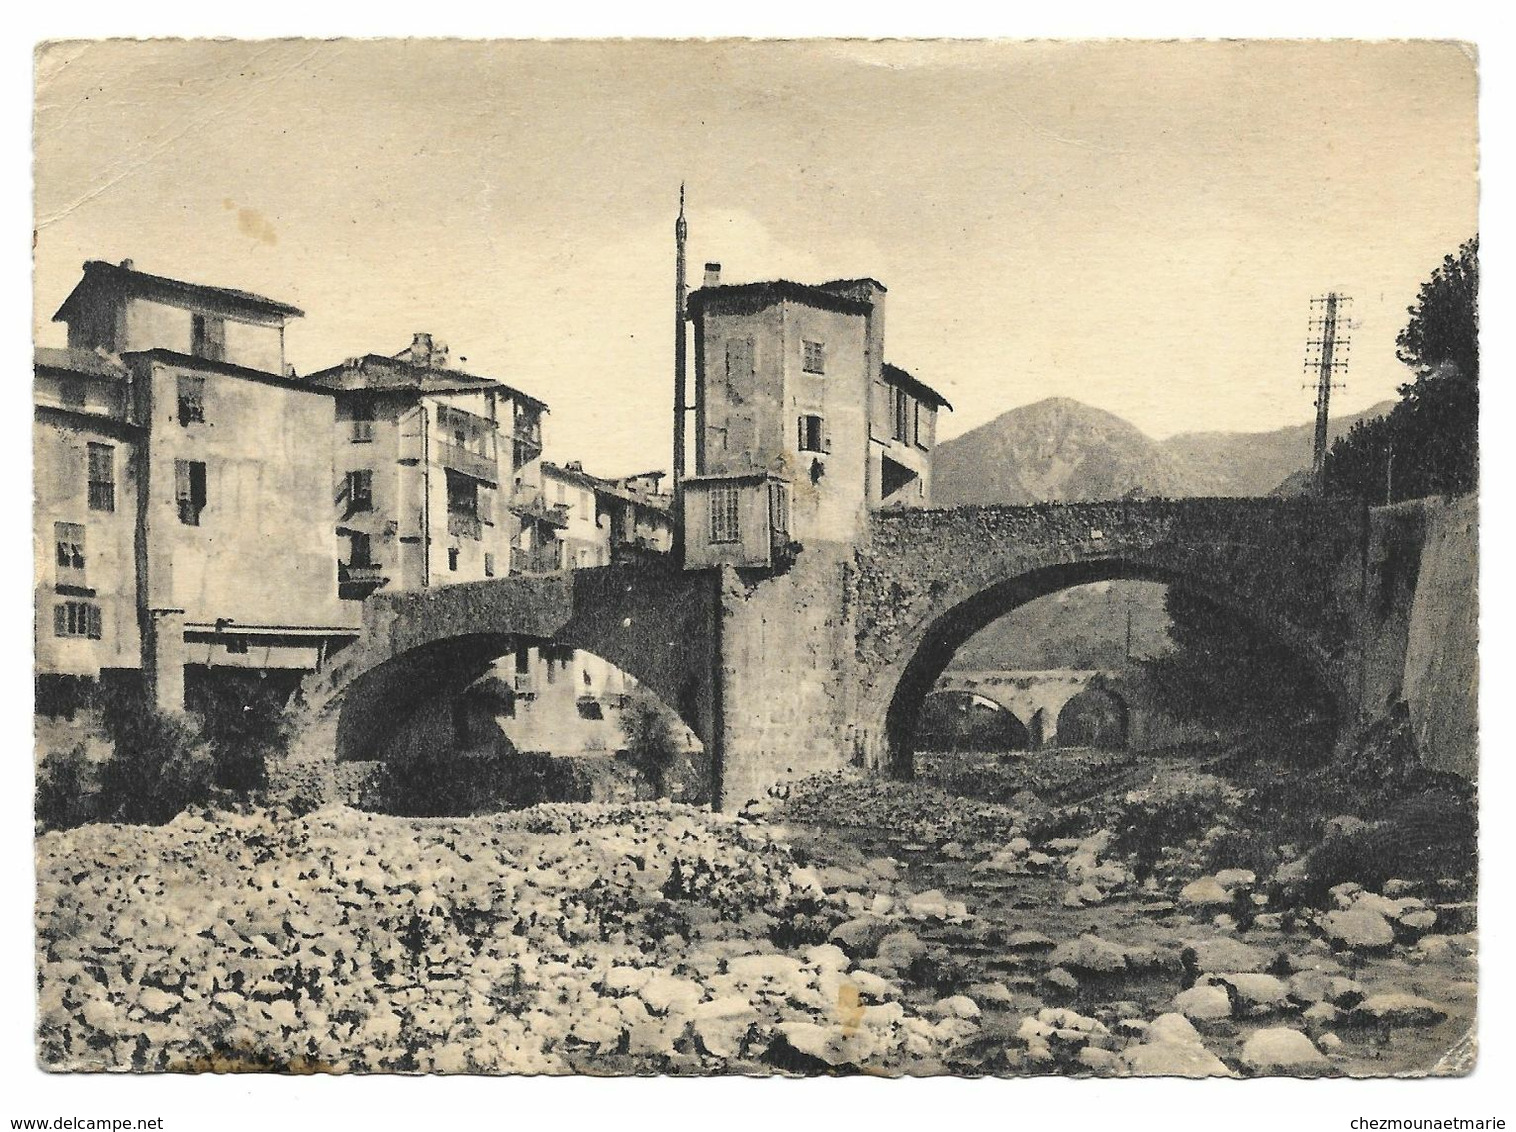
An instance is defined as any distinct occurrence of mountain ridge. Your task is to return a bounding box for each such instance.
[933,397,1395,506]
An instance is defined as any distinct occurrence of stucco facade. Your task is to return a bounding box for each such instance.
[682,275,949,569]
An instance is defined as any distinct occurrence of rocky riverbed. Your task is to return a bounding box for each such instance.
[35,750,1476,1077]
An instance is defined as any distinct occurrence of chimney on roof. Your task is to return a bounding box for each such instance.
[703,263,721,288]
[567,460,584,473]
[119,259,134,271]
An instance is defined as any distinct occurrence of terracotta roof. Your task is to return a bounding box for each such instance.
[53,260,304,322]
[304,354,549,411]
[687,280,874,317]
[542,462,672,512]
[883,362,952,411]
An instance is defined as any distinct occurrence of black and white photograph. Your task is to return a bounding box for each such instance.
[16,30,1494,1117]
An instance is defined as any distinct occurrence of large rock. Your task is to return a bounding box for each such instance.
[1185,937,1269,973]
[1320,906,1395,951]
[1179,877,1232,907]
[1174,984,1232,1021]
[1049,933,1127,975]
[1241,1027,1329,1072]
[828,916,894,959]
[1349,994,1448,1028]
[1122,1039,1233,1078]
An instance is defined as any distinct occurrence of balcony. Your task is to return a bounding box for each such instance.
[511,544,563,575]
[338,560,386,599]
[448,511,483,540]
[436,440,498,485]
[508,489,570,529]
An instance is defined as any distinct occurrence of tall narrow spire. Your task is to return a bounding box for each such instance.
[673,183,689,492]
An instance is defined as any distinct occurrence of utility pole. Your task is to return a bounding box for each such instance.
[672,184,689,493]
[1303,292,1352,496]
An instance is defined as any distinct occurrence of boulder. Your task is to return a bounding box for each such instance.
[829,916,893,959]
[1207,973,1291,1015]
[1005,930,1057,952]
[1241,1027,1329,1072]
[1350,994,1448,1028]
[1186,937,1268,973]
[1179,877,1232,907]
[1320,906,1395,951]
[874,931,927,971]
[1122,1039,1233,1078]
[1049,933,1127,975]
[1174,984,1232,1022]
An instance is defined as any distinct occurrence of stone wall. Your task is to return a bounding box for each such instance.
[1357,495,1478,778]
[714,550,856,809]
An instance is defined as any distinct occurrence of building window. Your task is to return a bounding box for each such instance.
[446,470,482,539]
[351,398,375,443]
[177,375,206,425]
[349,531,373,567]
[802,340,826,375]
[893,387,911,443]
[709,485,741,544]
[60,378,87,410]
[798,414,829,454]
[225,637,249,655]
[190,314,226,362]
[769,481,790,538]
[54,601,101,640]
[54,522,85,588]
[726,338,755,392]
[175,459,207,525]
[87,443,115,512]
[484,552,495,577]
[448,546,460,571]
[913,400,925,448]
[346,470,373,513]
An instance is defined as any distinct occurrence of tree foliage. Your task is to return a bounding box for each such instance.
[1141,588,1335,738]
[1325,238,1478,501]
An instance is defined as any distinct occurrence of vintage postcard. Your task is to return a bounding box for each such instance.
[31,39,1479,1084]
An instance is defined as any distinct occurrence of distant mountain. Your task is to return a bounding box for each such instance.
[932,397,1207,506]
[1160,401,1396,497]
[933,396,1397,505]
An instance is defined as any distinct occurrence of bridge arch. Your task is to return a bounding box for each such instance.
[282,563,722,797]
[861,554,1351,778]
[915,689,1031,752]
[1054,683,1130,750]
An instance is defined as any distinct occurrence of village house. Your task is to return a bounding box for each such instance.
[37,260,359,712]
[303,336,551,596]
[680,268,950,569]
[537,461,676,572]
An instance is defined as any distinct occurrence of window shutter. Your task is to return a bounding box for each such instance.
[53,605,67,636]
[87,605,103,640]
[824,426,832,454]
[175,459,191,502]
[797,416,805,450]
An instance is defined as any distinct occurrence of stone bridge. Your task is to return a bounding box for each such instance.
[284,497,1422,809]
[283,561,722,797]
[928,668,1221,752]
[844,499,1366,778]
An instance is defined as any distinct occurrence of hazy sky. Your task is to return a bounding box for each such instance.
[33,39,1478,477]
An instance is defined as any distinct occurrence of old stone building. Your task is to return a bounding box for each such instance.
[680,269,950,569]
[304,336,551,596]
[37,260,359,711]
[540,460,675,571]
